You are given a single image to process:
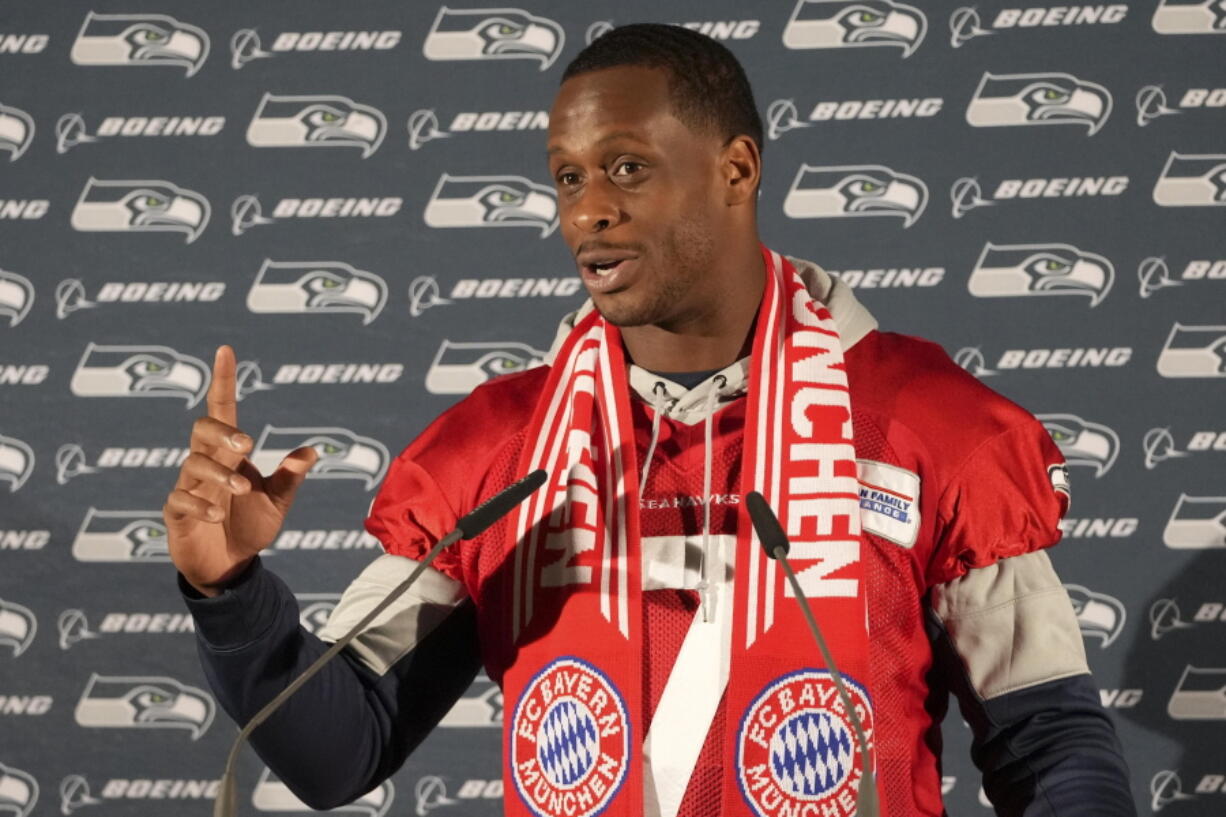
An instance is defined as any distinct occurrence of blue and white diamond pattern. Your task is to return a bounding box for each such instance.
[769,710,854,797]
[537,698,599,787]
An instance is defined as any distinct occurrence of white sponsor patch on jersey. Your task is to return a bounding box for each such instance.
[856,460,920,547]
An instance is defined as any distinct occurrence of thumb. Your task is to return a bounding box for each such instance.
[264,446,319,514]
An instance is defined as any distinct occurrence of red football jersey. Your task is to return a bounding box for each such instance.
[365,329,1069,817]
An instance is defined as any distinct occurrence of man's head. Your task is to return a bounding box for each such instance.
[548,24,764,329]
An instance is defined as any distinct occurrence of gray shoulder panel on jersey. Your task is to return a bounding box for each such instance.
[930,549,1089,700]
[316,554,467,676]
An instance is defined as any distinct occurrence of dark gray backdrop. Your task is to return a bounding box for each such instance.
[2,1,1224,815]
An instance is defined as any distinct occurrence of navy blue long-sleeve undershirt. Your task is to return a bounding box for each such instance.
[927,611,1137,817]
[181,556,1135,815]
[179,557,480,810]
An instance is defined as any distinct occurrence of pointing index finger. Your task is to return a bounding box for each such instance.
[207,345,239,426]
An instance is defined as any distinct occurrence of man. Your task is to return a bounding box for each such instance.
[166,24,1135,817]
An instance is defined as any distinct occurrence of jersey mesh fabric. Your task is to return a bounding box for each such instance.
[464,434,529,683]
[637,589,729,817]
[447,398,944,815]
[676,689,727,816]
[642,589,700,735]
[636,399,741,817]
[853,407,935,817]
[372,330,1071,817]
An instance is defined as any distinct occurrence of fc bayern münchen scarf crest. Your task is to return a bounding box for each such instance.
[502,247,875,817]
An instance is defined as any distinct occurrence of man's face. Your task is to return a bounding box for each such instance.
[547,66,724,328]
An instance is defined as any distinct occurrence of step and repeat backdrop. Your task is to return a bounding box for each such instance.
[1,1,1223,815]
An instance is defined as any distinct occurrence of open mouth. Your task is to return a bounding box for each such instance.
[588,259,624,276]
[576,246,641,293]
[580,256,639,294]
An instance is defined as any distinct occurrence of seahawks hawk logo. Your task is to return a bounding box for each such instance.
[1064,584,1126,648]
[1153,152,1226,207]
[249,426,390,490]
[0,761,37,817]
[1152,0,1226,34]
[0,434,35,493]
[71,508,169,562]
[424,174,558,237]
[425,340,546,394]
[0,102,34,162]
[966,72,1112,135]
[74,673,215,739]
[1164,495,1226,549]
[70,178,211,243]
[246,260,387,324]
[0,598,37,657]
[1157,323,1226,378]
[70,12,209,77]
[70,343,210,407]
[246,94,387,159]
[423,6,565,70]
[0,269,34,327]
[1038,413,1119,477]
[782,0,927,56]
[253,767,393,816]
[968,242,1114,307]
[783,163,927,227]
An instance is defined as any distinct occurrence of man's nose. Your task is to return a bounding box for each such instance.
[570,177,622,234]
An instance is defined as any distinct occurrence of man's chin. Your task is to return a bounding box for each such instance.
[590,294,655,328]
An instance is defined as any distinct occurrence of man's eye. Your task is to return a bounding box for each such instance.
[613,162,641,176]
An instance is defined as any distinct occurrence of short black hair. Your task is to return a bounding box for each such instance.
[561,23,764,152]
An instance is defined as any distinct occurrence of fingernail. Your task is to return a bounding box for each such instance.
[229,433,251,450]
[229,476,246,492]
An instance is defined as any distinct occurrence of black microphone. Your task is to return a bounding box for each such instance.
[214,469,547,817]
[745,491,880,817]
[457,468,547,538]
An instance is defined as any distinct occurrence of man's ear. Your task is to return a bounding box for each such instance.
[721,135,762,207]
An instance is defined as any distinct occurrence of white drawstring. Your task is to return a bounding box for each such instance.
[639,381,669,493]
[697,374,727,623]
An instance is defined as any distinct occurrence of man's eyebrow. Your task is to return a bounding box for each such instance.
[547,130,650,156]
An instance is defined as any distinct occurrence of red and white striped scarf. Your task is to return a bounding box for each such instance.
[502,247,875,817]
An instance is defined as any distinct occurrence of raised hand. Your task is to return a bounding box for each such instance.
[163,345,318,596]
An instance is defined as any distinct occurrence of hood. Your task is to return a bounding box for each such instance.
[546,254,878,425]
